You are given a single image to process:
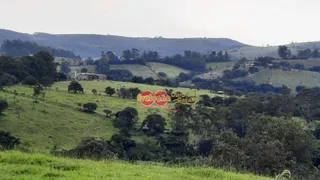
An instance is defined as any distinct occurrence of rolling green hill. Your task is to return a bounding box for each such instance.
[0,81,221,152]
[235,69,320,92]
[0,151,274,180]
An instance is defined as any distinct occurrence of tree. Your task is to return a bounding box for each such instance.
[33,84,44,102]
[0,73,17,88]
[0,100,8,114]
[23,75,38,86]
[60,61,71,74]
[95,51,110,75]
[114,107,139,129]
[0,131,20,150]
[92,89,97,95]
[144,77,155,85]
[122,50,132,61]
[278,46,291,59]
[39,76,54,87]
[68,81,84,93]
[105,86,116,96]
[298,49,312,59]
[312,49,319,58]
[131,76,144,84]
[158,72,167,78]
[85,57,94,65]
[82,102,98,113]
[106,51,119,64]
[141,114,166,136]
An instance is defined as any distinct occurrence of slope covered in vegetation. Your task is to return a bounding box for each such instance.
[0,151,274,180]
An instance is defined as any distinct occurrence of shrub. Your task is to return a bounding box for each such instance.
[0,100,8,114]
[0,73,17,87]
[68,81,84,93]
[82,103,98,113]
[158,72,167,77]
[113,107,139,129]
[0,131,20,150]
[23,75,38,86]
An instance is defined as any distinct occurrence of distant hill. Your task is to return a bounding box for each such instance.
[0,39,81,59]
[228,41,320,60]
[0,29,247,58]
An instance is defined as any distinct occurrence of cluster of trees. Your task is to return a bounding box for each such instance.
[0,51,57,88]
[85,49,231,72]
[0,40,81,59]
[192,78,285,95]
[278,45,320,59]
[52,88,320,179]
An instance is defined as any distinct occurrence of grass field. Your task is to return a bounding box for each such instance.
[273,59,320,69]
[196,62,235,79]
[146,62,190,77]
[110,64,158,79]
[0,81,221,153]
[235,69,320,92]
[0,151,274,180]
[67,63,190,79]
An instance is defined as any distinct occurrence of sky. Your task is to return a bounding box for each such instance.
[1,0,320,46]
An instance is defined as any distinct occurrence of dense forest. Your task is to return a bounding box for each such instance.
[0,39,81,59]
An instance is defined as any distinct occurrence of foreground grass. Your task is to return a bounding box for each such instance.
[0,151,274,180]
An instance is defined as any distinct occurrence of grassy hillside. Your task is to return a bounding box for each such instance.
[0,151,274,180]
[273,59,320,69]
[67,63,191,79]
[196,62,235,79]
[235,69,320,92]
[0,81,221,152]
[0,29,247,58]
[0,90,118,153]
[146,62,190,77]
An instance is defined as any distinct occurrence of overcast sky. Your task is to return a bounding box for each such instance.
[1,0,319,46]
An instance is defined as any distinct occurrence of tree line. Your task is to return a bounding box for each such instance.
[84,49,231,72]
[0,39,81,59]
[278,45,320,60]
[0,51,59,88]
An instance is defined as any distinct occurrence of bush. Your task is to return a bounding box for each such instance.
[158,72,167,77]
[141,114,166,136]
[23,75,38,86]
[105,86,116,96]
[82,103,98,113]
[0,131,20,150]
[68,81,84,93]
[0,73,17,87]
[0,100,8,114]
[114,107,139,129]
[107,69,133,81]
